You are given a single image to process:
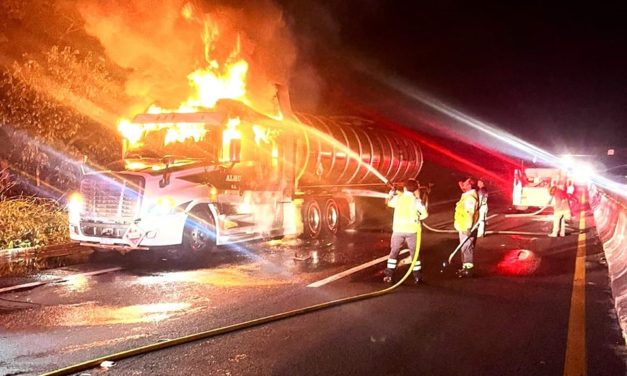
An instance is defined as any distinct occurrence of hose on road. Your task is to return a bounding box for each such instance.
[423,212,548,237]
[503,206,549,218]
[42,246,420,376]
[422,221,458,234]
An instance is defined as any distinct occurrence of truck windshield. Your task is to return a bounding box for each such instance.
[127,126,219,163]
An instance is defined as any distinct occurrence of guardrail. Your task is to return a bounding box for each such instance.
[589,185,627,343]
[0,242,89,276]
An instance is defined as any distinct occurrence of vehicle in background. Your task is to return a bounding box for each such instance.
[512,167,569,210]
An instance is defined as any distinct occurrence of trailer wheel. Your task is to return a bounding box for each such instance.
[302,199,323,239]
[322,198,340,235]
[183,207,216,253]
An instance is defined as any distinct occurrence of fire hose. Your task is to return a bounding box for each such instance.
[424,220,548,237]
[440,219,481,271]
[422,221,458,234]
[42,245,420,375]
[503,205,549,218]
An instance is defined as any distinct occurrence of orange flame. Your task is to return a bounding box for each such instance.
[219,117,242,162]
[119,2,250,149]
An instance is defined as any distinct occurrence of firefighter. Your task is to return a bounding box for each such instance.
[477,179,489,237]
[383,178,428,284]
[548,185,570,237]
[454,177,479,278]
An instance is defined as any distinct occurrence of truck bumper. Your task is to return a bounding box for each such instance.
[69,213,187,250]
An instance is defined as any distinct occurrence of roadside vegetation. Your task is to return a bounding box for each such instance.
[0,194,68,249]
[0,2,123,251]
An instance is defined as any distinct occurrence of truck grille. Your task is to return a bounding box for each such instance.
[80,174,144,221]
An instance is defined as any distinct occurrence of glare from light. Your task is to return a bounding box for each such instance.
[371,72,626,195]
[68,192,84,214]
[572,162,595,184]
[560,155,575,169]
[148,196,177,215]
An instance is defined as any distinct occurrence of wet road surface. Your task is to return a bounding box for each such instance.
[0,194,625,375]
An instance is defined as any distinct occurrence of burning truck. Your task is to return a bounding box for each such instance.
[67,90,424,253]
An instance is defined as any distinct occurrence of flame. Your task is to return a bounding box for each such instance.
[119,117,207,148]
[119,3,250,149]
[163,122,207,145]
[118,119,144,146]
[180,2,194,20]
[252,125,270,145]
[221,117,242,162]
[125,161,148,170]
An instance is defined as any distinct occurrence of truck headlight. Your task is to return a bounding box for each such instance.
[148,196,177,215]
[68,192,84,214]
[68,192,83,223]
[572,163,595,183]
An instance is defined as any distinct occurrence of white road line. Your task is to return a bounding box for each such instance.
[486,213,499,221]
[307,249,410,288]
[0,267,123,294]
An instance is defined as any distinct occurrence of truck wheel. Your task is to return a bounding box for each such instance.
[303,199,323,239]
[183,207,216,253]
[322,198,340,235]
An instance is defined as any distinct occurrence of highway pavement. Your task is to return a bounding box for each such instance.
[0,191,625,375]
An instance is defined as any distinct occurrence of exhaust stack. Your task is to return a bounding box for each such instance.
[275,84,295,120]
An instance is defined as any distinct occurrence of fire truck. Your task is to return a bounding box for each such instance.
[68,94,423,253]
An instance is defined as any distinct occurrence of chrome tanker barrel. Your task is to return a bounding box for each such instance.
[293,113,422,189]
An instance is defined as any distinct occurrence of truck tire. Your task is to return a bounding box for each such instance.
[322,198,340,235]
[302,199,323,239]
[183,206,216,253]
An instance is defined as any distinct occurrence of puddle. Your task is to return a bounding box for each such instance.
[134,264,292,287]
[0,301,193,329]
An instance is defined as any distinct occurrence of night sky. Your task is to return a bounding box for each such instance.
[279,1,627,152]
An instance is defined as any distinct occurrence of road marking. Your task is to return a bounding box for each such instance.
[0,267,123,294]
[307,249,410,288]
[564,194,587,376]
[486,213,499,221]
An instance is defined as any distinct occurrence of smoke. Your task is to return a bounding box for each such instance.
[77,0,297,115]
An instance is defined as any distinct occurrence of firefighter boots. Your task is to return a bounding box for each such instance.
[456,267,474,278]
[413,271,423,284]
[383,268,394,283]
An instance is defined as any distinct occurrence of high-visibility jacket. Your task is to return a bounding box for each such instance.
[454,189,479,232]
[388,191,427,233]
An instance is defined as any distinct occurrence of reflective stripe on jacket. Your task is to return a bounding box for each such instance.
[388,192,426,233]
[454,189,479,232]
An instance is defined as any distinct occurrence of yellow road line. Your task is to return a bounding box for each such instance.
[564,194,587,376]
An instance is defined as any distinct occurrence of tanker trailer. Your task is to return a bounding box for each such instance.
[68,98,423,253]
[290,112,423,238]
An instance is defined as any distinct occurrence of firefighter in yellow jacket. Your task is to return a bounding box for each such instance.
[383,178,428,284]
[454,177,480,278]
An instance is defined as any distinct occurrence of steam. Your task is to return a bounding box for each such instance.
[78,0,297,115]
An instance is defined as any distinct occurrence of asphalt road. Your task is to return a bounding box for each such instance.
[0,192,625,375]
